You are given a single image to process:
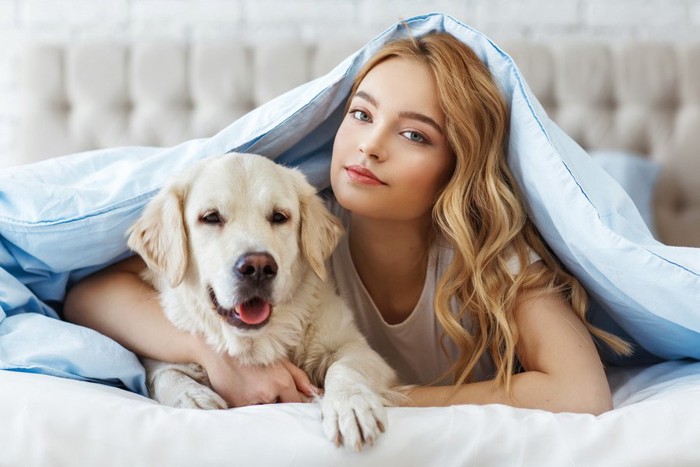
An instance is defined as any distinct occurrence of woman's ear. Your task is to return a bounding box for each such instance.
[293,172,344,281]
[126,183,189,288]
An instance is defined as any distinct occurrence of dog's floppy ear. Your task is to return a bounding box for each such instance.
[294,173,343,281]
[127,183,189,288]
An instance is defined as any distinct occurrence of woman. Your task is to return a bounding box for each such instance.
[63,32,629,414]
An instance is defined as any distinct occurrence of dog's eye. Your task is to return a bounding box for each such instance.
[199,210,223,225]
[270,210,289,225]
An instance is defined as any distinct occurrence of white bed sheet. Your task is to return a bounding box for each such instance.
[2,360,699,466]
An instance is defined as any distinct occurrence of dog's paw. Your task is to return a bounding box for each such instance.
[320,383,388,451]
[145,361,227,410]
[171,381,228,410]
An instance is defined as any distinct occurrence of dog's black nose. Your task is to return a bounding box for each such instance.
[235,252,278,282]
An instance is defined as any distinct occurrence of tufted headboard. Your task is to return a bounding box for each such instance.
[18,39,700,247]
[19,39,367,159]
[502,41,700,248]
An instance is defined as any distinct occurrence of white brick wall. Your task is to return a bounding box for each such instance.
[246,0,355,25]
[479,0,579,28]
[357,0,470,28]
[3,0,700,167]
[21,0,129,26]
[584,0,686,27]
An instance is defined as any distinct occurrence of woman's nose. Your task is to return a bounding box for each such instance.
[359,127,388,161]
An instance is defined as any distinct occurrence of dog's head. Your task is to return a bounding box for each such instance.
[127,153,343,333]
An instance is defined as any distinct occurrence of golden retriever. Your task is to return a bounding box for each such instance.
[127,153,398,450]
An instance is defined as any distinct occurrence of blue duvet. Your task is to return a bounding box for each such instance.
[1,13,698,395]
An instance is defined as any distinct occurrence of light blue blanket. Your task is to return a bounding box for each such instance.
[1,13,698,394]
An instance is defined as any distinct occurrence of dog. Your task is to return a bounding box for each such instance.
[127,152,399,450]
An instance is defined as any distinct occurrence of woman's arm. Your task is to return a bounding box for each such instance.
[63,256,318,406]
[401,279,613,415]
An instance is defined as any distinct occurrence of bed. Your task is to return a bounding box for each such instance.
[2,13,699,466]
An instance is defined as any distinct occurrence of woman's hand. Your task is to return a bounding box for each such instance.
[199,348,321,408]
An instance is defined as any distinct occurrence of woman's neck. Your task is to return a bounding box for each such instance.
[348,213,433,324]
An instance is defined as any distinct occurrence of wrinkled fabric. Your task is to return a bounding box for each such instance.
[2,360,700,466]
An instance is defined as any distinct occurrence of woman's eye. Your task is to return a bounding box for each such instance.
[199,211,223,225]
[351,110,371,122]
[402,131,426,143]
[270,210,289,225]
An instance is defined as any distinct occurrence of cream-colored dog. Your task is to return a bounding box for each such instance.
[127,153,398,450]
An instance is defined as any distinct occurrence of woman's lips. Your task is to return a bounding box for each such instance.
[345,165,386,185]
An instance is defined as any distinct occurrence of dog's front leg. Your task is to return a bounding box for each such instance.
[143,358,227,410]
[319,340,399,451]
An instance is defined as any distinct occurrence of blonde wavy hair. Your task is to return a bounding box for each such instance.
[348,32,631,390]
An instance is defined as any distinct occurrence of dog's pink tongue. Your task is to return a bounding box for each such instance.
[235,299,271,325]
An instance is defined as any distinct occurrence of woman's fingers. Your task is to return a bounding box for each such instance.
[203,350,318,406]
[282,359,321,397]
[276,383,303,404]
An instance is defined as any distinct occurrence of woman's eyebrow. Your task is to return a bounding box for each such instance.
[353,90,444,135]
[398,110,444,135]
[353,90,378,107]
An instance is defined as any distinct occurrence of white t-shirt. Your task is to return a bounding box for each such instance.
[327,199,540,385]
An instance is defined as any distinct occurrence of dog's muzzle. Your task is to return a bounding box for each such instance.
[207,251,278,330]
[235,252,278,284]
[208,287,272,330]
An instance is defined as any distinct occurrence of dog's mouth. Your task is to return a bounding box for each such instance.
[208,287,272,330]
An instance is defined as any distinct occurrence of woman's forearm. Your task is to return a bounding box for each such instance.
[63,267,204,365]
[401,371,613,415]
[62,262,319,407]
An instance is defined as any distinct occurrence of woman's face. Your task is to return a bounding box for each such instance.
[330,56,454,224]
